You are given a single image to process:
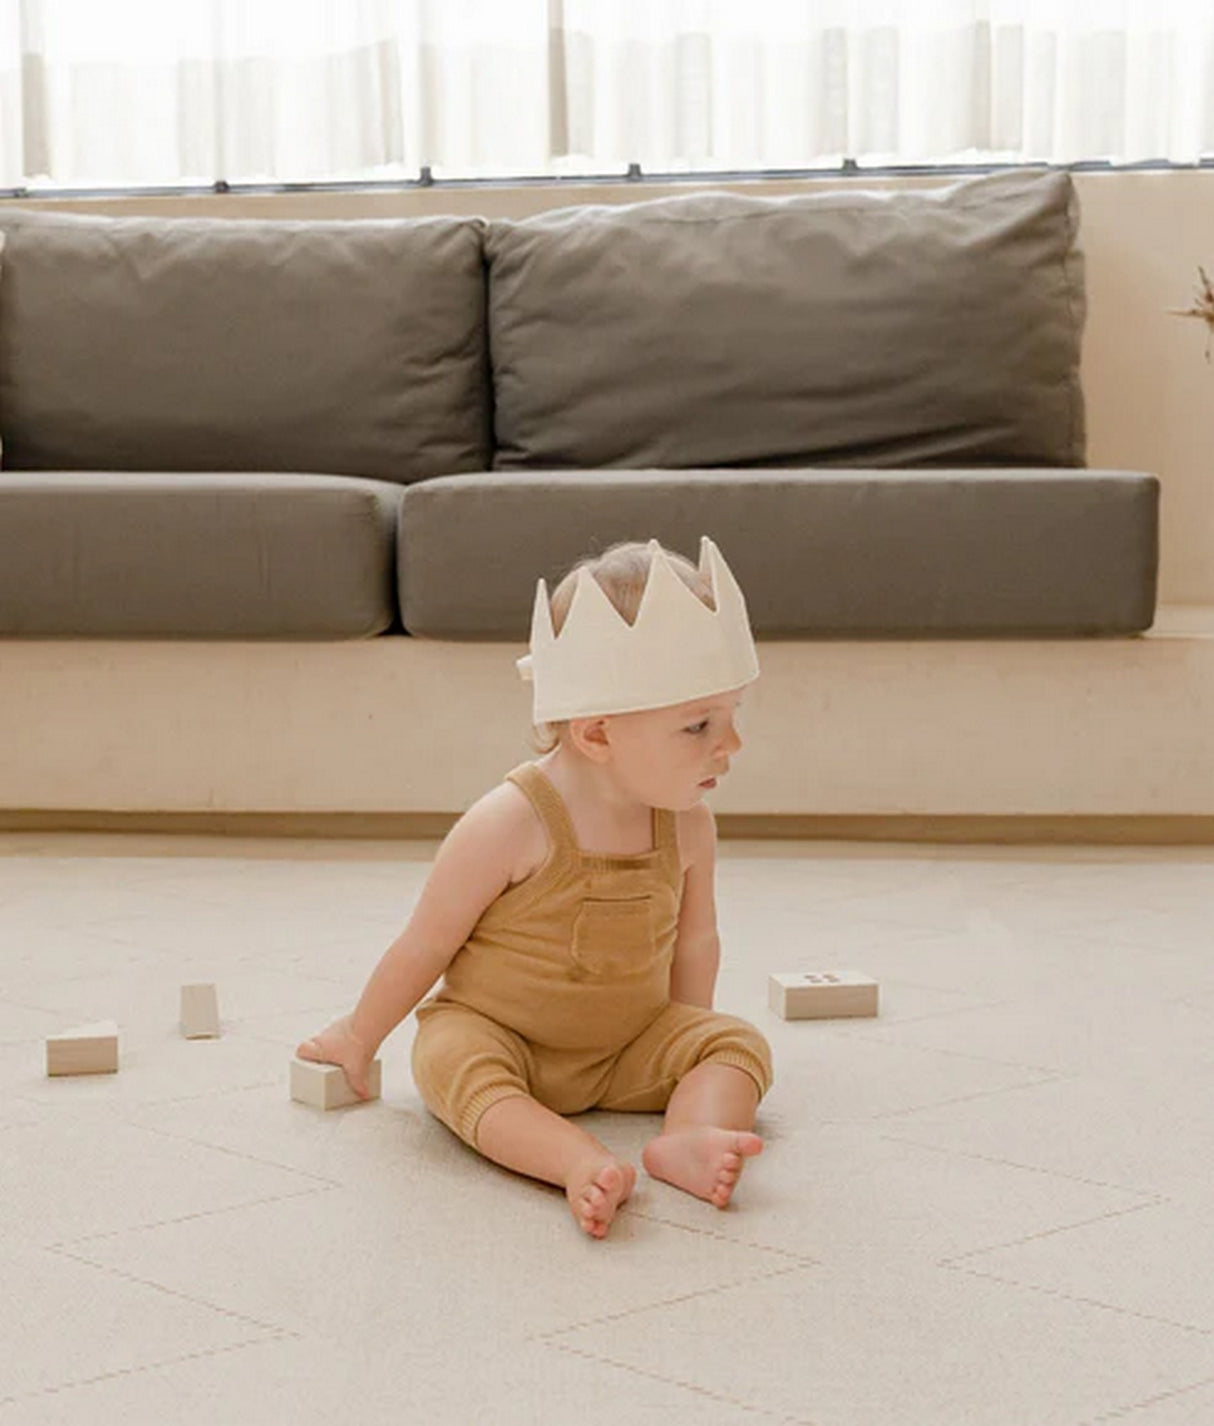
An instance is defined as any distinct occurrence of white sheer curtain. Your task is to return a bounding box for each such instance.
[1,0,1212,189]
[558,0,1214,171]
[0,0,553,186]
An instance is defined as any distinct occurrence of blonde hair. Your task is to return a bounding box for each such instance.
[531,541,716,753]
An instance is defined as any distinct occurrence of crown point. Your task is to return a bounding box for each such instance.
[559,565,622,646]
[531,578,555,646]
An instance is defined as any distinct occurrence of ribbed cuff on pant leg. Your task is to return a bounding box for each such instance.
[706,1048,773,1100]
[462,1084,532,1148]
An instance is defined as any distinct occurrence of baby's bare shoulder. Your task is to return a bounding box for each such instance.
[462,778,549,886]
[676,802,717,876]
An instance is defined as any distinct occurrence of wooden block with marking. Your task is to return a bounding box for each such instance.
[180,983,221,1039]
[290,1056,381,1110]
[768,971,879,1020]
[46,1021,120,1076]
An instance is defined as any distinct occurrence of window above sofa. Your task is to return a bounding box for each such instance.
[3,2,1212,192]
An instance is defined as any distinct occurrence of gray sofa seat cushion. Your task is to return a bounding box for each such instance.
[0,209,489,482]
[0,472,400,637]
[485,169,1085,473]
[398,469,1158,639]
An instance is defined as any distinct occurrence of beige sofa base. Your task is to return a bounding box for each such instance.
[3,809,1214,846]
[2,606,1212,829]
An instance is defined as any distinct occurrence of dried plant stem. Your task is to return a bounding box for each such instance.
[1169,265,1214,361]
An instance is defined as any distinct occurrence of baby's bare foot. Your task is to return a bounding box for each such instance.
[566,1157,636,1240]
[642,1127,763,1208]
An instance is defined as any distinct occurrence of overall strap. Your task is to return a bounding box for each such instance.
[652,807,684,889]
[504,763,580,868]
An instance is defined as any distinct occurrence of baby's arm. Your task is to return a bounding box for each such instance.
[669,802,722,1009]
[297,784,530,1096]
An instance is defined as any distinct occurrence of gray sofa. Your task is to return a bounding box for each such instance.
[0,168,1158,641]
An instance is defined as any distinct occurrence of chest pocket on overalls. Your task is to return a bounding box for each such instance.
[570,895,655,980]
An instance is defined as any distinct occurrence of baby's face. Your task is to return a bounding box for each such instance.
[602,688,747,811]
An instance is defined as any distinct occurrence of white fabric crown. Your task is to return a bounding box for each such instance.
[516,537,760,723]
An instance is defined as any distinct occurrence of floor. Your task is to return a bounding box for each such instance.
[3,832,1214,1426]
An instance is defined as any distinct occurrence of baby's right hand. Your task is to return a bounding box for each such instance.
[295,1014,376,1100]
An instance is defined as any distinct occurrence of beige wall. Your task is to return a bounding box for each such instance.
[1076,172,1214,606]
[12,168,1214,604]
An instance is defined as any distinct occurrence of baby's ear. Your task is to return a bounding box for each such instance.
[568,716,611,762]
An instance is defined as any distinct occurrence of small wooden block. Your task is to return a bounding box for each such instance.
[46,1020,120,1076]
[180,983,220,1039]
[290,1057,381,1110]
[768,971,879,1020]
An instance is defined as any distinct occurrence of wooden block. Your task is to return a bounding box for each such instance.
[180,983,220,1039]
[46,1021,119,1076]
[768,971,879,1020]
[290,1056,381,1110]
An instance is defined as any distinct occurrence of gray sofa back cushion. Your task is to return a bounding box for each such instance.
[485,169,1085,472]
[0,208,489,482]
